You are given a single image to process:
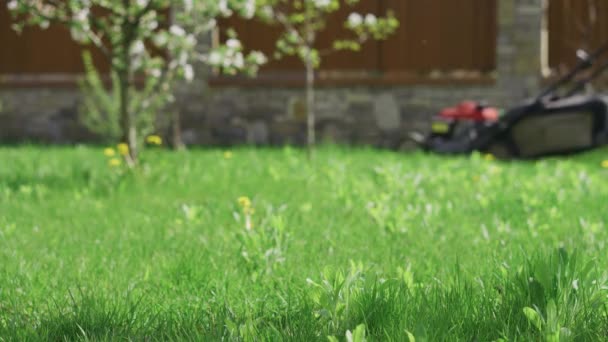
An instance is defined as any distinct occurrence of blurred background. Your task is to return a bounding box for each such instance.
[0,0,606,148]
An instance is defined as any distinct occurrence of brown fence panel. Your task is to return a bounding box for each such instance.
[0,6,109,75]
[382,0,443,71]
[548,0,608,71]
[381,0,496,73]
[223,0,496,77]
[1,0,497,79]
[472,0,497,72]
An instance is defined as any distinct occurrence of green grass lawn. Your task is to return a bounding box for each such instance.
[1,145,608,341]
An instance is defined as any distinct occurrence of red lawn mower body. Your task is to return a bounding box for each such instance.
[439,101,500,122]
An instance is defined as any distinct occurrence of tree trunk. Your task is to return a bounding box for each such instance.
[171,109,185,150]
[119,46,137,166]
[168,8,185,151]
[304,14,316,160]
[305,58,315,160]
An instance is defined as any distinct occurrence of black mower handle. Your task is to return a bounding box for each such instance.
[536,42,608,101]
[564,58,608,97]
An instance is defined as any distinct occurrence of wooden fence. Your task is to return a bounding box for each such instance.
[5,1,608,85]
[222,0,497,83]
[0,0,498,83]
[548,0,608,72]
[0,6,109,75]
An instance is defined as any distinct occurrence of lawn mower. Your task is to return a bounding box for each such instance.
[410,43,608,159]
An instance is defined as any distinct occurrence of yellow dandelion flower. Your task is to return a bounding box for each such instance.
[484,153,495,162]
[117,143,129,156]
[224,151,233,159]
[488,165,502,175]
[602,160,608,168]
[238,196,251,209]
[108,158,122,167]
[103,148,116,157]
[146,135,162,145]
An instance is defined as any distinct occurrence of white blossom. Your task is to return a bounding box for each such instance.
[208,51,223,65]
[142,12,159,31]
[131,40,145,56]
[74,7,90,25]
[150,68,161,78]
[249,51,267,65]
[242,0,256,19]
[178,51,188,65]
[170,25,186,37]
[365,14,377,26]
[183,0,193,12]
[39,20,50,29]
[313,0,331,9]
[226,38,241,49]
[153,33,168,47]
[218,0,231,16]
[183,64,194,82]
[233,52,244,69]
[347,13,363,27]
[184,34,197,48]
[7,0,18,11]
[70,27,88,43]
[146,19,158,30]
[201,18,217,31]
[223,56,232,68]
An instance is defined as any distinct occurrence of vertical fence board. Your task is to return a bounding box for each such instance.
[548,0,608,71]
[381,0,496,73]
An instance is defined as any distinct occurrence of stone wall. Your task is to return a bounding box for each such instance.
[0,89,93,143]
[0,0,543,148]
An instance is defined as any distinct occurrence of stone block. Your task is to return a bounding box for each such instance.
[287,97,307,122]
[211,125,247,146]
[247,121,269,145]
[373,94,401,132]
[346,98,375,123]
[319,121,348,144]
[245,105,282,121]
[269,121,306,145]
[498,0,515,27]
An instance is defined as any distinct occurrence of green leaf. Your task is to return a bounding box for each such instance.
[523,307,543,332]
[405,330,416,342]
[346,324,366,342]
[546,299,559,335]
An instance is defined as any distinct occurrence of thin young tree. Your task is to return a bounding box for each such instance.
[257,0,398,158]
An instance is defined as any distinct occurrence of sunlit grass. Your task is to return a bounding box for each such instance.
[1,145,608,340]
